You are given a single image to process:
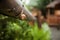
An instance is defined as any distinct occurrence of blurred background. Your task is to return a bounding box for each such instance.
[0,0,60,40]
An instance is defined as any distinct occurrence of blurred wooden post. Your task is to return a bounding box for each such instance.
[37,11,42,28]
[29,8,42,28]
[47,9,51,24]
[31,7,42,28]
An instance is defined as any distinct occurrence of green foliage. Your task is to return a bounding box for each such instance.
[34,0,53,18]
[0,14,51,40]
[30,22,51,40]
[36,0,50,9]
[0,14,32,40]
[24,0,53,17]
[24,0,53,9]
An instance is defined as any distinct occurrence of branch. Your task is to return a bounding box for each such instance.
[0,0,36,21]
